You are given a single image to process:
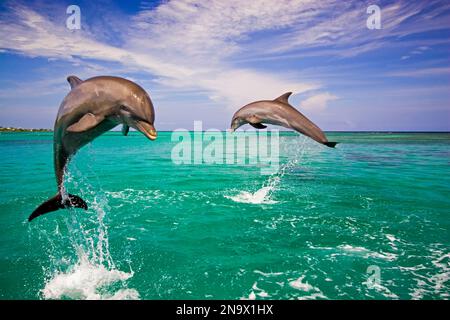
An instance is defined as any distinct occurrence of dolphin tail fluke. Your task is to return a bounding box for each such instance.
[28,193,88,222]
[324,142,338,148]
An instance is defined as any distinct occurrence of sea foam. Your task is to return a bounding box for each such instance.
[42,253,138,300]
[225,185,278,204]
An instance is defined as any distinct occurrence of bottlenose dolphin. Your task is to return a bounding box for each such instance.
[230,92,337,147]
[28,75,157,221]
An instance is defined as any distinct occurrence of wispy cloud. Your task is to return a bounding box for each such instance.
[0,2,321,110]
[0,77,67,98]
[245,0,450,60]
[387,67,450,77]
[129,0,332,60]
[123,0,329,107]
[300,92,338,113]
[0,4,197,80]
[400,45,430,60]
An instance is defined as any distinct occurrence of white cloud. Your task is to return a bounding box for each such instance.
[200,69,319,107]
[300,92,338,112]
[0,6,196,79]
[387,67,450,77]
[128,0,330,61]
[126,0,328,108]
[400,45,431,60]
[0,77,67,98]
[0,2,320,110]
[251,0,450,59]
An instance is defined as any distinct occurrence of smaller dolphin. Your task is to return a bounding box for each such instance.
[29,75,157,221]
[230,92,337,148]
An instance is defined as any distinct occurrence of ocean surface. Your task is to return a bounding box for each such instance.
[0,131,448,300]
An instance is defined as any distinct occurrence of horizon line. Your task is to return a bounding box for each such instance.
[1,127,449,134]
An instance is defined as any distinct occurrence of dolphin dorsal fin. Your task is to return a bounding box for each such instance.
[274,92,292,104]
[67,75,83,89]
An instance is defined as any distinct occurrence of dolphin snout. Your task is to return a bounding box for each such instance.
[136,121,157,141]
[230,118,242,132]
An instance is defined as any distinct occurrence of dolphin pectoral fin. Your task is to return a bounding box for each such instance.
[247,115,267,129]
[250,123,267,129]
[28,193,88,222]
[122,124,130,136]
[67,113,103,133]
[67,75,83,89]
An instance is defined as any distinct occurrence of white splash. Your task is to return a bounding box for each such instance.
[253,270,284,277]
[289,276,328,299]
[225,185,278,204]
[338,245,368,253]
[42,253,139,300]
[240,282,269,300]
[225,168,284,204]
[297,292,328,300]
[337,244,398,261]
[363,281,399,299]
[289,276,314,292]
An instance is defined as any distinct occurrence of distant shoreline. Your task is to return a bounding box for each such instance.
[0,127,52,132]
[0,126,449,134]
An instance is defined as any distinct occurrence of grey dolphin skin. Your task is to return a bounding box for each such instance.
[28,76,157,221]
[230,92,338,148]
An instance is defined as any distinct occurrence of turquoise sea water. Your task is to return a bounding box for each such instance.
[0,131,448,300]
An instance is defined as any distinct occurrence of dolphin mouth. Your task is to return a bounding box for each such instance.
[136,121,157,140]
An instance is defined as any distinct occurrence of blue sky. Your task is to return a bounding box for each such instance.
[0,0,449,131]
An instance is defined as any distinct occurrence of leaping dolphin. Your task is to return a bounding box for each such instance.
[28,75,157,221]
[230,92,337,148]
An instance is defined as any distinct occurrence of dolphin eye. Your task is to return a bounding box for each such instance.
[121,105,131,112]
